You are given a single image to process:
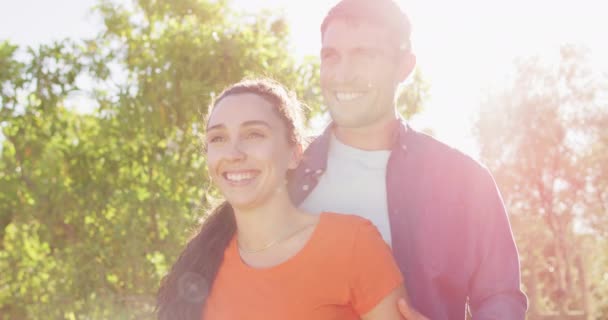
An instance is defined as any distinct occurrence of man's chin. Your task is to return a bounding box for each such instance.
[328,108,365,126]
[331,118,371,129]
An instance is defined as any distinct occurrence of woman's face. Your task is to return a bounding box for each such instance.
[206,93,298,210]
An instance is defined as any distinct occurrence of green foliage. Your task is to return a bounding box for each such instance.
[0,1,429,318]
[0,0,307,318]
[475,44,608,318]
[396,67,430,119]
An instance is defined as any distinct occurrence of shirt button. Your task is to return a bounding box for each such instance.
[304,168,311,173]
[401,145,407,151]
[302,184,309,191]
[315,169,323,174]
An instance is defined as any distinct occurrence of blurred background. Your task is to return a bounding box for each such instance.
[1,0,606,319]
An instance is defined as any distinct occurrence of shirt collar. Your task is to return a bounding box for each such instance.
[300,118,412,173]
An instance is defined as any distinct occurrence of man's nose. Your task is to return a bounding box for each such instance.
[332,57,358,84]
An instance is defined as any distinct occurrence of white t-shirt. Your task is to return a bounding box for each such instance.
[299,134,393,246]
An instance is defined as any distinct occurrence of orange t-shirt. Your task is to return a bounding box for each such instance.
[201,212,403,320]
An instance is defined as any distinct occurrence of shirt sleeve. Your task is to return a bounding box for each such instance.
[468,167,528,319]
[348,219,404,315]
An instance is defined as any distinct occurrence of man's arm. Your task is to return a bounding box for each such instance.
[467,167,528,319]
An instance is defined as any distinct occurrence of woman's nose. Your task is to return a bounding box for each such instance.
[224,141,246,161]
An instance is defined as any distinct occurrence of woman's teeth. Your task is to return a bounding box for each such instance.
[225,172,257,182]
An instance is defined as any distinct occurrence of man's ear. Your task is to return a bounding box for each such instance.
[288,144,303,170]
[397,51,416,82]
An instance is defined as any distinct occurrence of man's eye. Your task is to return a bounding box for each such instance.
[321,51,337,62]
[356,50,378,60]
[246,132,266,139]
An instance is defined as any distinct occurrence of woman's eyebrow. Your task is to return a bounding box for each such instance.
[207,120,271,132]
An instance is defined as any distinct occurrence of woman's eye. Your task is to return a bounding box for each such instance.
[208,136,225,143]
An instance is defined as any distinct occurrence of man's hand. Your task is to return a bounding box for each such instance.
[398,298,429,320]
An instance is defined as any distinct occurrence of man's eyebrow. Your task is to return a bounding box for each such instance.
[207,120,271,131]
[352,46,377,53]
[321,46,377,54]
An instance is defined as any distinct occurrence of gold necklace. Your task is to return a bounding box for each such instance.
[237,223,315,254]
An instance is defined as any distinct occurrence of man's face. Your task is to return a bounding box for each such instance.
[320,19,406,129]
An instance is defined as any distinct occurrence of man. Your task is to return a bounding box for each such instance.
[288,0,528,318]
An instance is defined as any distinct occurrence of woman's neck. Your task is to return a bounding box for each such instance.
[233,192,303,251]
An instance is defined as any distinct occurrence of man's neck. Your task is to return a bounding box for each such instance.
[333,117,399,151]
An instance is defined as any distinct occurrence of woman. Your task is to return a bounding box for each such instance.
[157,78,412,320]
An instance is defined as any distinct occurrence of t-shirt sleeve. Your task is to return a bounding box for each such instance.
[348,219,404,315]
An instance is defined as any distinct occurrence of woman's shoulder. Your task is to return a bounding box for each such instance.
[319,212,378,243]
[321,212,375,227]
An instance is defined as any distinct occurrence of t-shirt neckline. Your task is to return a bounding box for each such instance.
[230,212,328,273]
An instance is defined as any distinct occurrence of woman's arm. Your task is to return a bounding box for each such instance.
[347,218,429,320]
[361,285,405,320]
[361,286,429,320]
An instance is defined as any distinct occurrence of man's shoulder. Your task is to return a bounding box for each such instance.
[302,131,328,154]
[408,127,487,174]
[405,127,496,192]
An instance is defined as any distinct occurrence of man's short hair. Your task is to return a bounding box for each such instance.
[320,0,412,52]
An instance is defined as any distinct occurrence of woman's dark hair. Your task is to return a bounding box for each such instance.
[156,78,305,320]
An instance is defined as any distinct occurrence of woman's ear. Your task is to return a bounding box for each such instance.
[288,143,303,170]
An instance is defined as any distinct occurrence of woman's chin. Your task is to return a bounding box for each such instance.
[226,196,262,212]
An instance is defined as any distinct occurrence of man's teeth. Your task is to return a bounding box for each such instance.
[225,172,257,182]
[336,92,364,101]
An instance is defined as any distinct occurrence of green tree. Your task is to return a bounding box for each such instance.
[1,0,430,318]
[475,44,608,318]
[396,67,430,119]
[0,0,318,317]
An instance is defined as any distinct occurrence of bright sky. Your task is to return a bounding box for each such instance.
[1,0,607,157]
